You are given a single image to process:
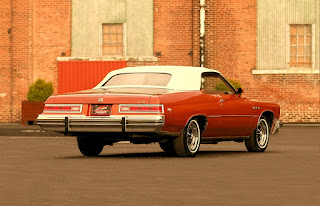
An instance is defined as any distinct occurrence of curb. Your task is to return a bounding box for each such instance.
[0,124,65,137]
[282,124,320,127]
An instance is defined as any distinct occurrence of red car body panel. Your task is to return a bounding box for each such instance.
[42,88,280,137]
[38,66,280,141]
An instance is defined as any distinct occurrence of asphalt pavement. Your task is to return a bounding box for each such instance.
[0,123,64,137]
[0,125,319,206]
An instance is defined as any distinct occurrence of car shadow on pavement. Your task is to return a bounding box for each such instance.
[55,150,268,159]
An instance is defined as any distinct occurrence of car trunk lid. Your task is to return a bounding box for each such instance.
[46,88,168,104]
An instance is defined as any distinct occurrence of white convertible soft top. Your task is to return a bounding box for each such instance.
[94,66,220,91]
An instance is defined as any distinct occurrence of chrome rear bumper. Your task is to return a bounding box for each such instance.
[37,114,165,133]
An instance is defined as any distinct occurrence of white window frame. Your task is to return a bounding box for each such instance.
[99,23,126,57]
[286,24,315,70]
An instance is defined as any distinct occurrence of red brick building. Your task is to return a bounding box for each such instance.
[0,0,319,123]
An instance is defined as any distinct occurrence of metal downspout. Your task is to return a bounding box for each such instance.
[9,0,14,122]
[200,0,206,67]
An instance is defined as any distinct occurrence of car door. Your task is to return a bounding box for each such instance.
[200,72,254,137]
[219,94,255,137]
[201,93,222,138]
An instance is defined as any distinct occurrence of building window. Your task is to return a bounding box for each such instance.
[290,24,312,68]
[102,23,124,56]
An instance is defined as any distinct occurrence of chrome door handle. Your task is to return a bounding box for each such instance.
[219,99,225,103]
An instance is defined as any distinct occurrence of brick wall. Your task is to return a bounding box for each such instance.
[32,0,71,91]
[10,0,33,122]
[0,0,12,122]
[252,74,320,123]
[205,0,319,123]
[205,0,257,80]
[0,0,71,123]
[128,0,199,67]
[152,0,194,66]
[0,0,319,123]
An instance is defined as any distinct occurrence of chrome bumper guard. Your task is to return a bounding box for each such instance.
[37,114,165,133]
[270,118,280,135]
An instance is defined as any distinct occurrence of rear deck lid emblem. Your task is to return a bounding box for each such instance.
[98,98,103,102]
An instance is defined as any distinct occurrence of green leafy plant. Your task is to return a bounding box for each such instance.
[227,79,242,89]
[215,79,242,91]
[27,79,54,102]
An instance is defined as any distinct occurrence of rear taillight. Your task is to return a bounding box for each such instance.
[43,104,82,113]
[119,104,164,113]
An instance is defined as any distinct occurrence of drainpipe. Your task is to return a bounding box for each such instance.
[200,0,206,67]
[9,0,14,122]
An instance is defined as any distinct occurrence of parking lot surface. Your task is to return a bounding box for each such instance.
[0,126,319,206]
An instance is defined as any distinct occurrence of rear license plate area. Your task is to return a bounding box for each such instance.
[91,105,112,116]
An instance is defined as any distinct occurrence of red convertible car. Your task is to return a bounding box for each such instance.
[37,66,280,157]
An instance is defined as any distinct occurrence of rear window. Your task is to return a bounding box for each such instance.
[102,73,172,87]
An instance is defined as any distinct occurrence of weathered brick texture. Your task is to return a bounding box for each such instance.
[153,0,194,66]
[0,0,12,122]
[251,74,320,123]
[0,0,319,123]
[32,0,71,91]
[205,0,257,80]
[10,0,33,122]
[0,0,70,122]
[204,0,319,123]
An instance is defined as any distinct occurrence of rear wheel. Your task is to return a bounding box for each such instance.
[77,136,104,156]
[173,119,201,157]
[245,117,269,152]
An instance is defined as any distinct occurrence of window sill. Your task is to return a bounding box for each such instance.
[57,56,158,62]
[252,69,320,74]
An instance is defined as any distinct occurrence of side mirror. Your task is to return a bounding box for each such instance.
[236,88,244,94]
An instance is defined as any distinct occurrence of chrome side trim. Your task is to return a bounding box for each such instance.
[209,115,259,118]
[208,115,221,118]
[221,115,259,117]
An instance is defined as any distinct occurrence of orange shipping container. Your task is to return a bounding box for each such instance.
[58,61,126,94]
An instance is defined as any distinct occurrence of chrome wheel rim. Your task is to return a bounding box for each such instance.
[186,120,200,153]
[256,119,269,148]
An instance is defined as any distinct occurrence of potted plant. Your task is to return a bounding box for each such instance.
[21,79,54,125]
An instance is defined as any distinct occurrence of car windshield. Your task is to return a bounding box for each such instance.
[102,73,172,88]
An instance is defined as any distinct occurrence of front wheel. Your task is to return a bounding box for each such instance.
[245,117,269,152]
[77,136,104,156]
[173,119,201,157]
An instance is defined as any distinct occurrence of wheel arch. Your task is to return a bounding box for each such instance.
[184,115,208,134]
[260,111,274,128]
